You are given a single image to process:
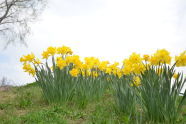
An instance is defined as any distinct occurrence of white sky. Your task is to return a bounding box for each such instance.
[0,0,186,85]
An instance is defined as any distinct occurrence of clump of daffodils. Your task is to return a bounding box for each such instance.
[19,46,186,123]
[20,45,74,75]
[20,46,186,86]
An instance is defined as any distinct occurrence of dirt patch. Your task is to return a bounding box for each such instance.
[0,86,12,92]
[15,109,28,116]
[68,118,86,124]
[0,86,16,104]
[0,110,4,115]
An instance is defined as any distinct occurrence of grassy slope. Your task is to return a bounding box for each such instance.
[0,83,186,124]
[0,83,121,124]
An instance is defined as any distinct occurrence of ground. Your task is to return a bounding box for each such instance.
[0,83,120,124]
[0,83,186,124]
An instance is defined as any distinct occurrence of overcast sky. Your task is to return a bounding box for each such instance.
[0,0,186,85]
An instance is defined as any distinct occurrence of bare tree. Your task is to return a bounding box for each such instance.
[0,0,47,47]
[0,76,14,86]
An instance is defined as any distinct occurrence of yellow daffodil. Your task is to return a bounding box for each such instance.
[116,70,123,78]
[105,67,112,74]
[133,76,141,86]
[57,46,73,55]
[22,63,36,76]
[47,46,56,56]
[173,73,178,79]
[92,71,99,77]
[150,49,171,65]
[129,53,142,64]
[69,68,80,77]
[143,54,150,61]
[98,61,109,71]
[33,58,42,65]
[20,53,35,63]
[56,57,67,70]
[175,51,186,67]
[42,51,50,59]
[122,53,145,75]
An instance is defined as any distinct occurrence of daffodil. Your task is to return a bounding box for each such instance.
[22,63,36,76]
[129,53,142,64]
[173,73,178,79]
[20,53,35,63]
[33,58,42,65]
[57,46,73,55]
[56,57,67,70]
[92,71,99,77]
[133,76,141,86]
[150,49,171,65]
[98,61,109,71]
[175,51,186,67]
[69,68,79,77]
[105,67,112,74]
[116,70,123,78]
[47,46,56,56]
[42,51,50,59]
[122,53,145,75]
[143,54,150,61]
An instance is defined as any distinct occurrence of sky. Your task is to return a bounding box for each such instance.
[0,0,186,85]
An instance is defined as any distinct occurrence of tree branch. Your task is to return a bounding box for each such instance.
[0,0,14,23]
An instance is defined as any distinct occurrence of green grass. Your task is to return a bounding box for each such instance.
[0,82,186,124]
[0,82,119,124]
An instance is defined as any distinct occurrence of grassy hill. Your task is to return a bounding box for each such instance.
[0,82,186,124]
[0,83,120,124]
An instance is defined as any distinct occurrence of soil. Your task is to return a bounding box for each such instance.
[0,86,11,92]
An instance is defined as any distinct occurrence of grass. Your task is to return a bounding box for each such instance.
[0,82,118,124]
[0,82,186,124]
